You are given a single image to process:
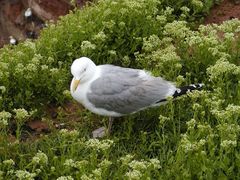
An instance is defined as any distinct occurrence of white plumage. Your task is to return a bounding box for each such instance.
[70,57,203,137]
[70,57,176,117]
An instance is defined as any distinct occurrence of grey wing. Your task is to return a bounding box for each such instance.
[87,65,175,114]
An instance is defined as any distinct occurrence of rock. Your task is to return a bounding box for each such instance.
[27,120,49,132]
[92,127,107,138]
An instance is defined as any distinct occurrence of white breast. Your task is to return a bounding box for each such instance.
[71,68,101,104]
[70,67,123,117]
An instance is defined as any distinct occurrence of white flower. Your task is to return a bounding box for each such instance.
[98,159,112,168]
[75,160,88,170]
[142,34,161,52]
[41,65,48,70]
[15,63,25,75]
[32,151,48,165]
[50,166,56,172]
[81,174,93,180]
[81,41,96,53]
[221,140,237,149]
[50,68,59,75]
[64,159,75,168]
[120,154,134,165]
[186,34,202,46]
[125,169,142,180]
[13,108,29,122]
[164,21,190,39]
[59,129,79,138]
[26,63,37,72]
[0,111,11,127]
[159,115,170,126]
[149,158,161,169]
[23,40,35,50]
[119,21,126,28]
[156,15,167,24]
[15,170,36,180]
[47,57,55,63]
[0,86,6,93]
[224,32,234,41]
[108,50,117,56]
[3,159,15,166]
[56,176,74,180]
[164,7,174,16]
[191,0,203,9]
[92,168,102,177]
[186,119,196,130]
[86,139,114,151]
[129,160,148,171]
[31,55,41,65]
[93,31,107,42]
[180,6,190,13]
[35,169,41,174]
[198,139,206,146]
[102,20,115,30]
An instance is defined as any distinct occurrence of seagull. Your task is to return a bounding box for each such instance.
[70,57,203,138]
[24,8,32,18]
[9,36,18,45]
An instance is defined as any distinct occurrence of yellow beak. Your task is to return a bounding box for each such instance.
[72,79,80,92]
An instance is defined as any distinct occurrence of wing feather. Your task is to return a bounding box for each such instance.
[87,65,175,114]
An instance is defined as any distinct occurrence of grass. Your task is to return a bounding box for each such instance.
[1,0,240,179]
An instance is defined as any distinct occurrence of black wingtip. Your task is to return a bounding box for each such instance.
[155,83,204,104]
[172,83,204,98]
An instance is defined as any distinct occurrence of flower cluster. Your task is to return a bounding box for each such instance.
[93,31,107,42]
[207,60,239,82]
[0,111,11,127]
[2,159,15,166]
[125,169,142,179]
[0,86,6,93]
[186,119,196,130]
[179,134,206,153]
[59,129,79,139]
[164,21,190,39]
[56,176,74,180]
[81,41,96,54]
[85,139,114,152]
[124,158,161,179]
[220,140,237,149]
[15,170,36,180]
[191,0,203,11]
[13,108,30,122]
[31,151,48,165]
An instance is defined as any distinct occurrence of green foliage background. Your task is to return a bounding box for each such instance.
[0,0,240,179]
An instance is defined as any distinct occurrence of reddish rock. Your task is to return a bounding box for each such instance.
[27,120,49,132]
[29,0,73,21]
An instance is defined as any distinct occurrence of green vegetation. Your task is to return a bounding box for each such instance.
[1,0,240,179]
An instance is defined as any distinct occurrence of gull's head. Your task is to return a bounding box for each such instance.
[71,57,96,92]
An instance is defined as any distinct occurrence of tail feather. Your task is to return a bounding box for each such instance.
[156,83,204,103]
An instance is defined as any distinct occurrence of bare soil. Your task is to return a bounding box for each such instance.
[204,0,240,24]
[0,0,90,47]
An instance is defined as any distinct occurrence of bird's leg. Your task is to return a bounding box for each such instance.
[107,116,114,134]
